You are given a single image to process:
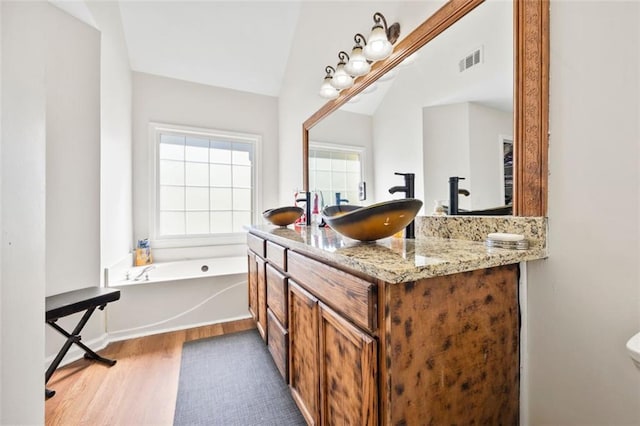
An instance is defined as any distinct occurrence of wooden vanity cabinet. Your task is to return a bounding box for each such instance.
[289,279,378,426]
[255,256,267,341]
[288,252,378,426]
[247,234,291,381]
[266,262,289,381]
[246,233,268,342]
[319,302,377,425]
[288,280,320,425]
[247,250,258,322]
[250,232,520,425]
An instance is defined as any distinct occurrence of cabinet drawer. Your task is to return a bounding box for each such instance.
[266,241,287,271]
[267,309,289,382]
[247,233,265,258]
[266,263,288,326]
[288,251,376,332]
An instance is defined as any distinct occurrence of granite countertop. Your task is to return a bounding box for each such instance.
[248,224,547,284]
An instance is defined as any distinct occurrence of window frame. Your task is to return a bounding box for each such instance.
[148,122,262,248]
[308,140,366,205]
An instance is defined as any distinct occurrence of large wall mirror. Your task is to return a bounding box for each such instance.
[303,0,548,217]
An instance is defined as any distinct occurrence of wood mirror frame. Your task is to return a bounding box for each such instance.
[302,0,549,217]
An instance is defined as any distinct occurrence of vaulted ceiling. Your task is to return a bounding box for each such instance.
[118,1,302,97]
[50,1,511,115]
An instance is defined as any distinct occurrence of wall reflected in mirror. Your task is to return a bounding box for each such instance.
[308,0,513,215]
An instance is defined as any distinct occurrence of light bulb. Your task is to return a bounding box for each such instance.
[345,46,371,76]
[319,77,338,99]
[363,26,393,61]
[331,63,354,90]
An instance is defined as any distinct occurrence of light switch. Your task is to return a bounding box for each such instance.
[358,182,366,201]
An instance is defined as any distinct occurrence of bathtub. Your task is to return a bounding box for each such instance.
[106,256,247,287]
[104,255,249,341]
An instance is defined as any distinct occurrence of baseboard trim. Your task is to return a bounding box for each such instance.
[45,315,253,370]
[108,314,253,343]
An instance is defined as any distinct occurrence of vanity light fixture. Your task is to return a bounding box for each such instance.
[363,12,400,61]
[344,33,371,76]
[317,11,399,99]
[330,51,354,90]
[319,66,339,99]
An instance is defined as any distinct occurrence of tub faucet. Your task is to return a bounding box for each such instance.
[388,172,416,238]
[134,265,155,281]
[448,176,470,215]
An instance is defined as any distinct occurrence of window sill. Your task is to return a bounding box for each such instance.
[150,232,246,249]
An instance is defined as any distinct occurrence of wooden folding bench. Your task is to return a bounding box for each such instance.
[45,286,121,399]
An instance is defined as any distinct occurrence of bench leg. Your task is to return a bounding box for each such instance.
[45,306,116,397]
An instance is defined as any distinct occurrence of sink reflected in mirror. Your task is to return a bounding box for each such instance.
[263,206,304,226]
[322,199,423,241]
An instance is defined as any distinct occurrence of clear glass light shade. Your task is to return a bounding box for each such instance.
[319,77,339,99]
[363,26,393,61]
[344,47,371,76]
[330,64,354,90]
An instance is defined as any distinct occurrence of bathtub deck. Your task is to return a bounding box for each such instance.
[108,256,247,287]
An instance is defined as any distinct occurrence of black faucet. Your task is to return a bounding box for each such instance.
[388,172,416,239]
[296,191,312,226]
[335,192,349,205]
[448,177,470,215]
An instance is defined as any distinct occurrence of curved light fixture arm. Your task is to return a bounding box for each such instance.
[372,11,400,44]
[372,12,387,30]
[354,33,367,47]
[324,65,335,77]
[337,51,350,64]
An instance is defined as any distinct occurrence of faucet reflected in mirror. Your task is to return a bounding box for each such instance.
[388,172,416,238]
[335,192,349,205]
[448,176,470,215]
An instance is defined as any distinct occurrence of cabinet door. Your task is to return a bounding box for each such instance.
[319,302,377,426]
[288,280,320,425]
[247,251,258,321]
[267,309,289,382]
[256,256,267,342]
[266,263,287,326]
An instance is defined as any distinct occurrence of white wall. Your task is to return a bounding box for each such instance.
[527,1,640,424]
[422,103,470,211]
[86,1,133,278]
[45,5,100,297]
[132,72,279,245]
[468,102,511,209]
[373,68,426,205]
[1,2,47,423]
[43,4,103,365]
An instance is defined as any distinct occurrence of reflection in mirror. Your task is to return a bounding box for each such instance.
[308,0,513,216]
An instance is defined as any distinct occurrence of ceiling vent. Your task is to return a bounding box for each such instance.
[459,47,483,72]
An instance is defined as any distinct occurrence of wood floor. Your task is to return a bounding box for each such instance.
[45,318,256,426]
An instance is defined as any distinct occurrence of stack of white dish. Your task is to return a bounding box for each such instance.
[485,232,529,250]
